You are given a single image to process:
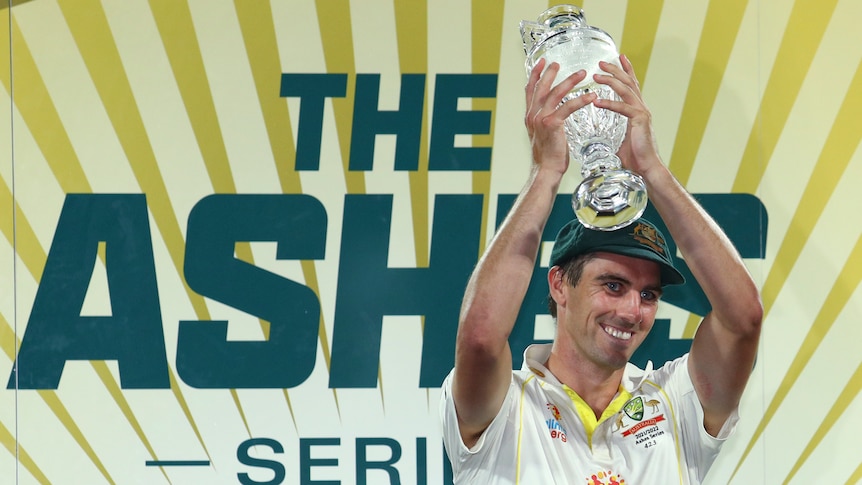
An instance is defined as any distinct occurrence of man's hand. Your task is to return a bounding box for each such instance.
[591,54,663,179]
[591,55,763,437]
[524,58,596,178]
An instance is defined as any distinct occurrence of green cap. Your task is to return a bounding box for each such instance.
[549,218,685,287]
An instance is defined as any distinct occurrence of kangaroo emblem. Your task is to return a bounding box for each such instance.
[613,412,627,431]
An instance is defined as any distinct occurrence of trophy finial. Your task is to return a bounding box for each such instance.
[520,5,587,55]
[539,5,586,29]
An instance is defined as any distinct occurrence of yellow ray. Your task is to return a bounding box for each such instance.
[148,0,237,194]
[0,420,50,484]
[619,0,665,85]
[728,57,862,475]
[394,0,430,268]
[56,0,211,318]
[666,0,749,186]
[760,58,862,315]
[11,0,220,469]
[846,461,862,485]
[0,317,114,483]
[311,0,362,417]
[0,15,117,481]
[150,0,278,438]
[730,232,862,481]
[781,361,861,484]
[0,187,43,283]
[471,0,503,253]
[315,0,364,195]
[732,0,838,193]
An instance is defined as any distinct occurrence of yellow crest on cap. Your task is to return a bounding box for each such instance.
[632,222,666,255]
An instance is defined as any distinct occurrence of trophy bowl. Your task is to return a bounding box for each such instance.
[520,5,647,231]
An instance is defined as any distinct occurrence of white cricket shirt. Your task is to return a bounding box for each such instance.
[440,344,738,484]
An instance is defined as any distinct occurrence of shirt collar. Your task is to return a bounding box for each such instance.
[521,343,653,393]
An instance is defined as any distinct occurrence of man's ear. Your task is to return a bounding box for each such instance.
[548,266,566,307]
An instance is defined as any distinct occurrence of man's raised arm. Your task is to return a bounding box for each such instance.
[451,60,595,447]
[594,55,764,436]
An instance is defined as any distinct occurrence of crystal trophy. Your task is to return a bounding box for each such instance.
[520,5,647,230]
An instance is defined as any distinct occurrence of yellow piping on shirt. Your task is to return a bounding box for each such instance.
[644,379,685,485]
[516,374,535,484]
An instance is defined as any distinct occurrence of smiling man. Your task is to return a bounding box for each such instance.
[439,56,763,484]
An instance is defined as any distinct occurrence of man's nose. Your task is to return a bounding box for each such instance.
[618,290,643,325]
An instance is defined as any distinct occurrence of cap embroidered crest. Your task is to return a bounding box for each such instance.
[632,222,665,256]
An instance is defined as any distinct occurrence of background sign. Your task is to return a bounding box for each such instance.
[1,0,860,483]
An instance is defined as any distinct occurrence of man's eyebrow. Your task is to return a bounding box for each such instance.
[595,273,631,285]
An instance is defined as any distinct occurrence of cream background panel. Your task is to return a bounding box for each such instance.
[15,384,113,483]
[763,281,861,483]
[102,0,215,234]
[0,239,22,482]
[0,85,11,485]
[489,0,552,216]
[787,287,861,484]
[674,0,761,192]
[13,1,141,195]
[0,104,64,262]
[426,0,476,227]
[756,101,861,397]
[729,149,862,483]
[54,363,173,483]
[188,0,283,195]
[641,0,709,158]
[755,0,862,272]
[707,338,768,484]
[271,0,349,382]
[581,0,626,46]
[3,1,861,483]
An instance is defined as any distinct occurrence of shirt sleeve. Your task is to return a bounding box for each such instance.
[439,368,517,480]
[652,354,740,483]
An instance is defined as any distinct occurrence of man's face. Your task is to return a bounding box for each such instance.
[553,251,663,370]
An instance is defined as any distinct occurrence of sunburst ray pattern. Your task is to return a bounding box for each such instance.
[0,0,859,483]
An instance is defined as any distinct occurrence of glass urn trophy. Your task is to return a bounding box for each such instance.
[520,5,647,230]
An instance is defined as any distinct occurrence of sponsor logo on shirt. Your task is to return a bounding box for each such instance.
[545,403,568,442]
[584,470,626,484]
[615,396,667,449]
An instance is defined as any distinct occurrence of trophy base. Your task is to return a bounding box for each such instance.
[573,170,648,231]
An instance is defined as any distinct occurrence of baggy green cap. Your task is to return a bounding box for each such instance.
[549,218,685,287]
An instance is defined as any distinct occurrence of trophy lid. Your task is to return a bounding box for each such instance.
[520,5,588,55]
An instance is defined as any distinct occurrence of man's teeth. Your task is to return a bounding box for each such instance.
[604,326,632,340]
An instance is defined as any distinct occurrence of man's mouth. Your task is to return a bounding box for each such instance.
[602,325,632,341]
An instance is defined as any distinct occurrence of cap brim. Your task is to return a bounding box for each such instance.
[589,245,686,287]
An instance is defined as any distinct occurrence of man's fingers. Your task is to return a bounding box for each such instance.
[525,63,593,134]
[534,61,560,105]
[620,54,637,80]
[557,91,597,120]
[524,58,546,108]
[596,60,642,99]
[547,69,586,107]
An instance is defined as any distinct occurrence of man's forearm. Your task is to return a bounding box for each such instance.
[459,165,562,347]
[643,163,762,333]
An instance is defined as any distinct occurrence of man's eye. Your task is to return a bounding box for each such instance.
[641,291,658,301]
[606,282,621,291]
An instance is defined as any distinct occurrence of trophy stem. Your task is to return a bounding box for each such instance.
[579,141,622,178]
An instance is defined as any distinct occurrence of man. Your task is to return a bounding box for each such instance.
[439,55,763,484]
